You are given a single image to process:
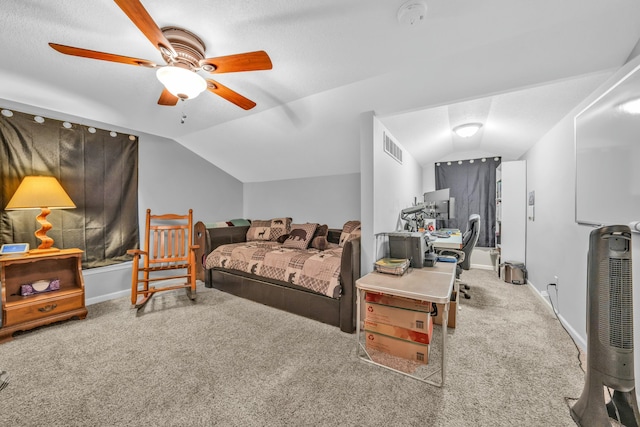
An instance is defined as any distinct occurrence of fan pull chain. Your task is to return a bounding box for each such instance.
[180,99,187,124]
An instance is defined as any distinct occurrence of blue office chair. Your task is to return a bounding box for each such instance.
[437,214,481,299]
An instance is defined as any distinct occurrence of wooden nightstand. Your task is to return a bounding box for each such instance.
[0,248,87,343]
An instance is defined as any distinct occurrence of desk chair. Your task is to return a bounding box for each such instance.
[437,214,481,299]
[128,209,199,309]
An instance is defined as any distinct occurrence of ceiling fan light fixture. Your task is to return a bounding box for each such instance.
[453,122,483,138]
[156,66,207,100]
[618,97,640,114]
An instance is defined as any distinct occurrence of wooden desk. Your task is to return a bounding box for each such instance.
[356,262,456,386]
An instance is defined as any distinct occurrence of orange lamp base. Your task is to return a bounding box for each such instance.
[34,207,58,251]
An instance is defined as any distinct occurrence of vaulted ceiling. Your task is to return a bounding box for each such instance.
[2,0,639,182]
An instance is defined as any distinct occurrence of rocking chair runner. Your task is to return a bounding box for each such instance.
[128,209,199,309]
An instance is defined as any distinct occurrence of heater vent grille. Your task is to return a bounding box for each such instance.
[383,132,402,164]
[598,257,633,350]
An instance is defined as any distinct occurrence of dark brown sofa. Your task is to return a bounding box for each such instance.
[194,222,360,333]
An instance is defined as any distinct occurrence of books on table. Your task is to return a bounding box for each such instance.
[374,258,410,276]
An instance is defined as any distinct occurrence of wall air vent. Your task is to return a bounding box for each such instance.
[383,132,402,164]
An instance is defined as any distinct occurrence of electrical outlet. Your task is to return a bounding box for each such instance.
[554,275,559,289]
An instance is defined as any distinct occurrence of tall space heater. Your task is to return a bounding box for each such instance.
[571,225,640,426]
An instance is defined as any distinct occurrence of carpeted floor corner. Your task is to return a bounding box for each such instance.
[0,269,585,426]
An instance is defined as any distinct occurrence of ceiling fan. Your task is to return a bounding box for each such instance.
[49,0,272,110]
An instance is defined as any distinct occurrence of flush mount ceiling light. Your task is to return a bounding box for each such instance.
[618,97,640,114]
[156,66,207,100]
[397,0,428,26]
[453,122,483,138]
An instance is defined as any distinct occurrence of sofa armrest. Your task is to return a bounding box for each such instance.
[194,221,250,282]
[339,236,361,333]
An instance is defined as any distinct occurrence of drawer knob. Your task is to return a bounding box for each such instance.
[38,304,57,313]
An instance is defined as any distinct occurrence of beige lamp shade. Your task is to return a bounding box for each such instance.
[5,176,76,252]
[5,176,76,210]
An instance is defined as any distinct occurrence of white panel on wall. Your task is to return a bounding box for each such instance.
[575,61,640,227]
[499,160,527,263]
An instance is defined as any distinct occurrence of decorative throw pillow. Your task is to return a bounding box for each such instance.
[339,220,361,247]
[268,217,291,241]
[246,220,272,241]
[282,223,318,249]
[311,224,329,250]
[246,217,291,241]
[311,236,328,251]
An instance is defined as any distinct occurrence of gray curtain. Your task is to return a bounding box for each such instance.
[435,157,500,247]
[0,109,138,268]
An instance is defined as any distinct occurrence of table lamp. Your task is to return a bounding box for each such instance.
[5,176,76,253]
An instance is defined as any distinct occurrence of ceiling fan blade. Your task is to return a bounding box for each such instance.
[114,0,176,58]
[158,88,179,106]
[201,51,272,74]
[49,43,156,67]
[206,79,256,110]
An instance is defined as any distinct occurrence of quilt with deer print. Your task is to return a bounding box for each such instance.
[204,242,343,298]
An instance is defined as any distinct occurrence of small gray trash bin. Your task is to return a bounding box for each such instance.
[500,261,527,285]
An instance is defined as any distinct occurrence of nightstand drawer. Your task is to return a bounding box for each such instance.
[4,293,84,326]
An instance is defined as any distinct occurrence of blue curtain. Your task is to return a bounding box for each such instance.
[435,157,500,247]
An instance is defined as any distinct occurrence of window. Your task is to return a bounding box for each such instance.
[0,109,139,268]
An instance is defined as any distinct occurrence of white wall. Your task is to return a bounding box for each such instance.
[360,112,375,278]
[362,116,423,274]
[422,163,436,193]
[242,173,360,229]
[523,54,640,388]
[373,118,423,233]
[138,133,243,224]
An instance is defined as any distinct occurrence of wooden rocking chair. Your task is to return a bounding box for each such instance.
[128,209,198,309]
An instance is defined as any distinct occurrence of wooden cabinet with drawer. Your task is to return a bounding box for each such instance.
[0,249,87,343]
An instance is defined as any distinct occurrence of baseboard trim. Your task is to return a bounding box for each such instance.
[86,289,130,306]
[82,261,132,276]
[470,263,494,271]
[526,279,586,351]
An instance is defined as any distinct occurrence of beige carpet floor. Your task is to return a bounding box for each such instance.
[0,268,586,426]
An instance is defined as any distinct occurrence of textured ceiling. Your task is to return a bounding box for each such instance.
[1,0,640,182]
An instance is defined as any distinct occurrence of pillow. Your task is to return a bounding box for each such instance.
[229,218,251,226]
[246,219,272,241]
[311,236,329,251]
[268,217,291,241]
[311,224,329,250]
[245,218,291,241]
[204,221,233,228]
[282,223,318,249]
[339,220,361,247]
